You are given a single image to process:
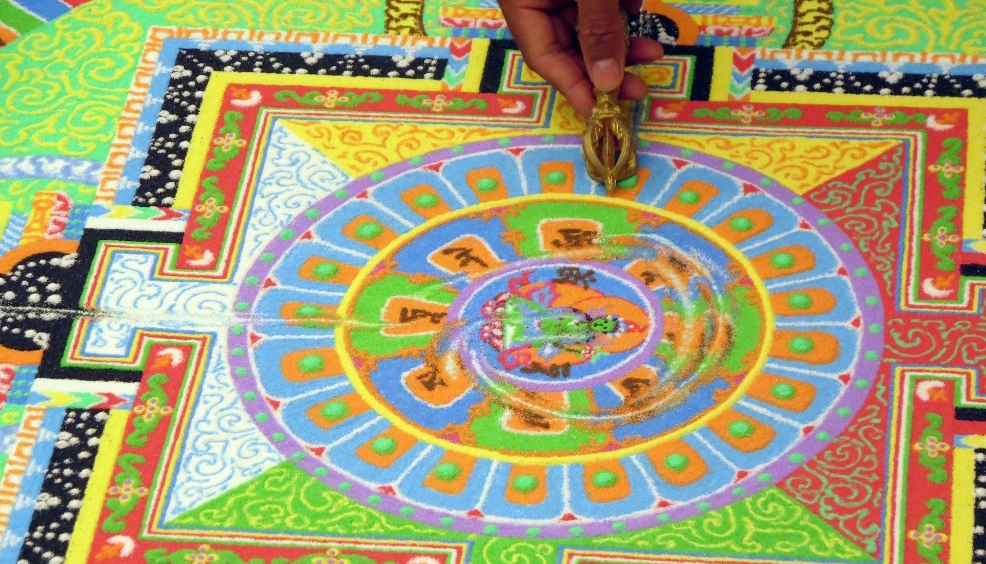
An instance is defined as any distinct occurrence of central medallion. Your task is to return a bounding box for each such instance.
[450,259,663,392]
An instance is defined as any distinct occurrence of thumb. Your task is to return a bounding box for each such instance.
[577,0,628,92]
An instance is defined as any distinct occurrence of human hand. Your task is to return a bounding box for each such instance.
[498,0,664,117]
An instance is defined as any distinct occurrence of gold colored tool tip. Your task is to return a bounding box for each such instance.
[581,9,638,194]
[583,90,638,194]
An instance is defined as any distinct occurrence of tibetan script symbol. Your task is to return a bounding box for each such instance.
[640,270,658,285]
[518,409,552,429]
[519,362,572,379]
[440,246,489,268]
[416,368,447,391]
[620,377,651,397]
[399,308,447,324]
[551,228,598,250]
[553,266,597,289]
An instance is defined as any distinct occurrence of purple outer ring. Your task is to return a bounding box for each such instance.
[227,135,886,539]
[446,258,665,392]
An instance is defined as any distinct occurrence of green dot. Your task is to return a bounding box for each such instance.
[512,475,539,493]
[231,347,245,356]
[791,197,804,205]
[305,209,320,220]
[865,296,879,305]
[760,178,773,186]
[770,252,796,269]
[433,462,462,482]
[757,473,772,483]
[729,216,754,231]
[320,401,349,420]
[291,451,305,461]
[294,304,322,318]
[612,522,627,531]
[255,413,268,422]
[371,172,385,182]
[732,487,746,496]
[855,267,868,277]
[244,276,259,285]
[771,382,797,400]
[728,420,755,438]
[334,189,349,199]
[234,367,248,377]
[451,146,465,154]
[371,437,397,455]
[592,470,619,488]
[543,171,568,185]
[868,323,882,333]
[498,138,511,146]
[414,193,440,208]
[231,325,244,335]
[786,293,813,310]
[279,229,295,240]
[722,161,736,170]
[483,525,498,535]
[314,468,328,476]
[840,242,854,251]
[261,252,275,262]
[542,134,556,142]
[338,482,352,491]
[818,218,831,227]
[355,221,383,240]
[475,177,499,192]
[816,431,831,441]
[409,156,424,165]
[680,149,694,156]
[789,453,805,463]
[664,453,689,472]
[272,432,285,441]
[639,140,650,148]
[855,379,869,389]
[865,351,878,361]
[569,527,583,537]
[788,336,815,354]
[298,354,326,374]
[526,527,541,537]
[441,517,455,527]
[678,190,701,204]
[400,506,415,516]
[615,174,638,189]
[697,501,711,511]
[657,514,670,523]
[367,495,382,505]
[312,261,339,280]
[837,407,852,417]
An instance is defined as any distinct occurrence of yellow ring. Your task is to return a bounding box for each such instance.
[336,193,775,465]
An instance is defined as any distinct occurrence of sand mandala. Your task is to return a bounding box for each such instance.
[230,138,883,538]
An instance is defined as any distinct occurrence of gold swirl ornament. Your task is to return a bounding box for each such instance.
[580,9,638,193]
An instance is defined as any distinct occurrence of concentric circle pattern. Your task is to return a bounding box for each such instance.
[230,136,884,538]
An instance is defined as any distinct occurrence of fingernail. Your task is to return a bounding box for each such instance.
[590,58,623,91]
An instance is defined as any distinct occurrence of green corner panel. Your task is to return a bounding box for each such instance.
[169,462,872,563]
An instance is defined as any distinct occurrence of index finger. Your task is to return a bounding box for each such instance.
[502,4,597,115]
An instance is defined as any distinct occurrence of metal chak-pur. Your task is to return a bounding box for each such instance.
[581,9,638,193]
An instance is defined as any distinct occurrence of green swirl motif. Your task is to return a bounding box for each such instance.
[171,462,868,562]
[103,453,149,534]
[127,373,172,448]
[827,1,986,54]
[916,413,949,484]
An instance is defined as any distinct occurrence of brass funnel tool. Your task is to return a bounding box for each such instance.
[581,9,638,193]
